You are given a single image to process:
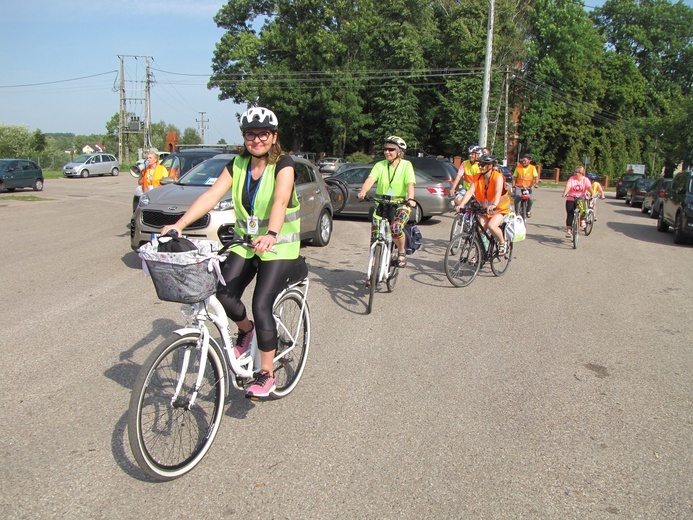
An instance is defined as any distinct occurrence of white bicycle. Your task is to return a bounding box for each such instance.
[128,236,310,480]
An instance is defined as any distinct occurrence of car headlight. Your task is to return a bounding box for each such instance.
[213,198,234,211]
[139,193,150,207]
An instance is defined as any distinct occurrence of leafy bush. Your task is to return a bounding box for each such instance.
[347,152,371,164]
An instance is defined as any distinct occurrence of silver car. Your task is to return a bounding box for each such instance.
[63,153,120,178]
[131,155,334,250]
[324,164,451,222]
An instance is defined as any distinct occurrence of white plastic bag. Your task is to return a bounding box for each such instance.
[504,213,527,243]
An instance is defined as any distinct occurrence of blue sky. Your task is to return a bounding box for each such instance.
[1,0,691,148]
[1,0,246,145]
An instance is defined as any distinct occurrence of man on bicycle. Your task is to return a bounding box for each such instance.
[450,145,482,201]
[513,154,539,218]
[357,135,416,270]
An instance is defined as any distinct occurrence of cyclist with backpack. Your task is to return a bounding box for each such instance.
[512,154,539,218]
[161,107,300,398]
[454,154,512,255]
[357,135,416,269]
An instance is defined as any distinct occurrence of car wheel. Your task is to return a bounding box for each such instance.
[312,209,332,247]
[651,204,659,219]
[33,178,44,191]
[673,212,685,244]
[81,169,89,178]
[656,208,669,232]
[410,202,423,224]
[111,167,119,176]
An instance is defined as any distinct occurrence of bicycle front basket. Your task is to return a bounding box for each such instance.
[138,239,222,304]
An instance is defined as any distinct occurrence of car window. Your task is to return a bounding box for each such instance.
[337,167,370,185]
[73,155,89,163]
[178,157,229,186]
[294,162,316,185]
[622,174,643,182]
[21,162,33,170]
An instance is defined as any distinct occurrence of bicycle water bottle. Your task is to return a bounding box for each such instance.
[481,231,489,249]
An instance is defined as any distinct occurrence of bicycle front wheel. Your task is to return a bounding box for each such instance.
[584,210,594,236]
[450,213,464,240]
[444,233,481,287]
[490,238,513,276]
[128,333,226,481]
[572,212,579,249]
[271,291,311,398]
[386,245,399,292]
[367,243,382,314]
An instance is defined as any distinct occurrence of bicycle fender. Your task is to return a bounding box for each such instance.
[172,327,200,337]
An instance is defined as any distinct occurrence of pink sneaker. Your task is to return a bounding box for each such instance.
[233,322,254,358]
[246,370,276,398]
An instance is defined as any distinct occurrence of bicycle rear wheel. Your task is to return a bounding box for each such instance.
[520,200,528,221]
[128,333,225,481]
[271,291,311,398]
[584,210,594,236]
[490,238,513,276]
[444,233,481,287]
[386,245,399,292]
[366,243,382,314]
[572,213,579,249]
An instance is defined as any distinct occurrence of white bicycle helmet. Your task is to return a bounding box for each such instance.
[240,107,279,131]
[468,145,482,154]
[384,135,407,151]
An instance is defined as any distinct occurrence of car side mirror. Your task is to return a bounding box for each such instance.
[160,177,174,185]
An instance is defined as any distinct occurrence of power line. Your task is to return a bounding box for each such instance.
[0,70,117,89]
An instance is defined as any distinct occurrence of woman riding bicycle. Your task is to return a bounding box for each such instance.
[357,135,416,271]
[562,166,593,239]
[161,107,300,398]
[454,153,512,255]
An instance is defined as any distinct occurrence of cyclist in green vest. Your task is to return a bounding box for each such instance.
[357,135,416,270]
[162,107,300,398]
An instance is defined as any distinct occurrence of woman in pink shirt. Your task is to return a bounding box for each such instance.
[562,166,593,238]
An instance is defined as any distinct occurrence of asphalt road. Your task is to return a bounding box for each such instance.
[1,175,691,518]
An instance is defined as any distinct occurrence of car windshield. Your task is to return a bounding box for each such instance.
[622,174,643,182]
[72,155,91,163]
[177,157,230,186]
[636,179,656,189]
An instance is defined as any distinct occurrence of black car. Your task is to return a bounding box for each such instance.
[657,170,693,244]
[642,178,673,218]
[0,159,44,192]
[626,177,656,207]
[615,173,645,199]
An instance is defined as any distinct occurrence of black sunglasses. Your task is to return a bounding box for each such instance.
[384,148,398,152]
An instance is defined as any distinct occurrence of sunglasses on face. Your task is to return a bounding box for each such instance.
[243,131,272,142]
[384,148,398,152]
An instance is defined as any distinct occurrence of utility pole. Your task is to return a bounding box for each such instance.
[478,0,495,148]
[117,54,153,164]
[196,112,209,144]
[503,67,510,166]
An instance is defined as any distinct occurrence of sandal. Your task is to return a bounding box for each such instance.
[497,242,507,256]
[365,280,371,288]
[396,254,407,268]
[527,212,532,218]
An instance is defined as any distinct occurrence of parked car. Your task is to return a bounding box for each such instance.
[324,164,451,222]
[657,170,693,244]
[499,165,512,184]
[0,159,44,192]
[317,157,347,176]
[290,152,317,164]
[131,148,226,212]
[642,178,673,218]
[131,155,333,250]
[63,153,119,178]
[370,156,458,187]
[615,172,644,199]
[626,177,656,207]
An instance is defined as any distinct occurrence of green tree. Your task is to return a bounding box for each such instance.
[181,128,202,145]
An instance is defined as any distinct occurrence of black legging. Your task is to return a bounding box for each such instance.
[216,253,293,352]
[565,199,577,227]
